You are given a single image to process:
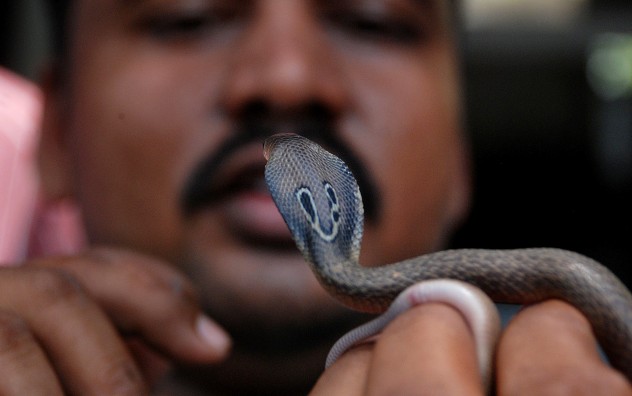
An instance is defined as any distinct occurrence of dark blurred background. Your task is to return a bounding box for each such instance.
[451,0,632,288]
[2,1,631,286]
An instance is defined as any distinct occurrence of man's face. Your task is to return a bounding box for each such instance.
[45,0,468,350]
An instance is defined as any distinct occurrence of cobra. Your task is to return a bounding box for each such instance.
[263,133,632,384]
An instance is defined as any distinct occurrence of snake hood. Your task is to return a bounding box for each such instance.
[264,133,364,268]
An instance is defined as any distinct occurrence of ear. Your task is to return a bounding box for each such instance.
[38,63,74,201]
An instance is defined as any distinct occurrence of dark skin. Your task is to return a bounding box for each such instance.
[0,0,629,394]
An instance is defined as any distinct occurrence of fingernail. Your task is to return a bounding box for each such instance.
[196,315,231,356]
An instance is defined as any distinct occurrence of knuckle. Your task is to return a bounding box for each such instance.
[89,248,195,300]
[0,311,33,355]
[588,368,632,395]
[516,364,632,396]
[84,248,199,324]
[123,263,177,294]
[28,268,86,307]
[122,260,189,303]
[94,359,147,396]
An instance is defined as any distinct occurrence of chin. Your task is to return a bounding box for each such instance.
[182,241,365,332]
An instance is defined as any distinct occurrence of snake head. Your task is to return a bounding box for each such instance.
[264,134,364,266]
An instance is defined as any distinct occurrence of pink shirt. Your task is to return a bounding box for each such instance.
[0,68,84,264]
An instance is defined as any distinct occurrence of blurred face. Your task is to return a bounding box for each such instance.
[43,0,468,378]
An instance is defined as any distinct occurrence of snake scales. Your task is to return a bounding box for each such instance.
[263,133,632,380]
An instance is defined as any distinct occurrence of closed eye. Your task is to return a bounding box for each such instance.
[138,4,248,44]
[323,9,425,45]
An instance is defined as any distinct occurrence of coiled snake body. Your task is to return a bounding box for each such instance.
[263,133,632,381]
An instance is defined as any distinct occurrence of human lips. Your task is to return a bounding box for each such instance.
[222,181,292,241]
[193,143,292,242]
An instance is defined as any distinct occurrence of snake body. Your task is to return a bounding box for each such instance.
[263,133,632,380]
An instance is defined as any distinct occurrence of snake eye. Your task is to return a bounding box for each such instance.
[296,187,317,224]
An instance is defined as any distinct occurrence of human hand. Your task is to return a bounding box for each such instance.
[310,300,632,395]
[0,248,231,395]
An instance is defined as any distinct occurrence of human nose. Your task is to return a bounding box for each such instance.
[220,2,348,116]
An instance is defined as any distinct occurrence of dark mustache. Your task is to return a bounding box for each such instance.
[180,106,381,222]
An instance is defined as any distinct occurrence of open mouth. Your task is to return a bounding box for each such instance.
[183,142,295,247]
[208,161,269,203]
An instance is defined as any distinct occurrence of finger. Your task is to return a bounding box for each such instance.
[365,303,483,396]
[126,337,173,388]
[32,248,231,363]
[0,311,64,396]
[497,300,632,396]
[309,344,372,396]
[0,267,147,395]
